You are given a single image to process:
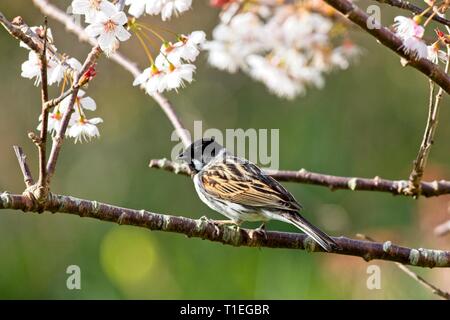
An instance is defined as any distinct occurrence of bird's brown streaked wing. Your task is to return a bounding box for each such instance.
[199,157,302,211]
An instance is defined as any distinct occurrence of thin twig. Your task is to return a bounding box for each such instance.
[31,0,191,148]
[12,146,34,188]
[0,12,41,52]
[43,87,76,110]
[37,17,49,187]
[45,46,102,183]
[408,45,450,194]
[0,10,101,189]
[395,263,450,299]
[408,80,436,192]
[358,234,450,299]
[149,158,450,197]
[0,192,448,268]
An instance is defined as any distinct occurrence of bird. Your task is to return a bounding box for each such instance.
[178,137,339,252]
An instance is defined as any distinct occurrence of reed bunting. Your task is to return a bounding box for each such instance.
[178,138,338,252]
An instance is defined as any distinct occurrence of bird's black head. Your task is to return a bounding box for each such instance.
[178,137,225,173]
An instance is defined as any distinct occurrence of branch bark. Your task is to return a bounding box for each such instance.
[323,0,450,94]
[37,18,49,188]
[0,191,449,268]
[13,146,34,188]
[149,158,450,197]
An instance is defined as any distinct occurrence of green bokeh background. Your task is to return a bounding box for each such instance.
[0,1,449,299]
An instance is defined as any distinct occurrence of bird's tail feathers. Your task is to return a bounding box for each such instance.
[286,214,339,252]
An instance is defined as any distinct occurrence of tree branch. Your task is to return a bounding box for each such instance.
[13,146,34,188]
[32,0,191,148]
[43,86,77,110]
[149,158,450,197]
[0,11,97,194]
[45,45,101,185]
[408,44,450,195]
[374,0,450,27]
[323,0,450,94]
[0,12,41,52]
[0,191,448,268]
[37,17,49,188]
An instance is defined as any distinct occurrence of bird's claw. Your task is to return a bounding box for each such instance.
[199,216,221,237]
[250,223,267,241]
[200,215,211,223]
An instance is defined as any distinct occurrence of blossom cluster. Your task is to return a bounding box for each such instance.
[20,26,100,143]
[393,13,448,64]
[72,0,205,96]
[392,0,450,65]
[203,0,361,99]
[19,0,203,143]
[132,30,205,95]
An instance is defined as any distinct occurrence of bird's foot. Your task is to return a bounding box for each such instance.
[199,217,240,236]
[250,223,267,241]
[199,215,212,223]
[211,219,239,226]
[199,216,221,237]
[211,219,242,232]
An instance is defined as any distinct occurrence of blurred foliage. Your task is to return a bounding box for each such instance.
[0,1,449,299]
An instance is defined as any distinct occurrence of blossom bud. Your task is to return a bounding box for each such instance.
[209,0,232,8]
[78,64,97,87]
[413,15,423,24]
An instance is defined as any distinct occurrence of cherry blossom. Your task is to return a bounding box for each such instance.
[427,42,447,64]
[168,31,206,63]
[21,51,62,86]
[247,55,304,100]
[125,0,164,18]
[393,16,424,40]
[161,0,192,21]
[68,117,103,143]
[204,4,360,99]
[72,0,116,23]
[401,37,428,60]
[38,110,59,134]
[85,4,131,55]
[162,62,196,90]
[133,65,167,94]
